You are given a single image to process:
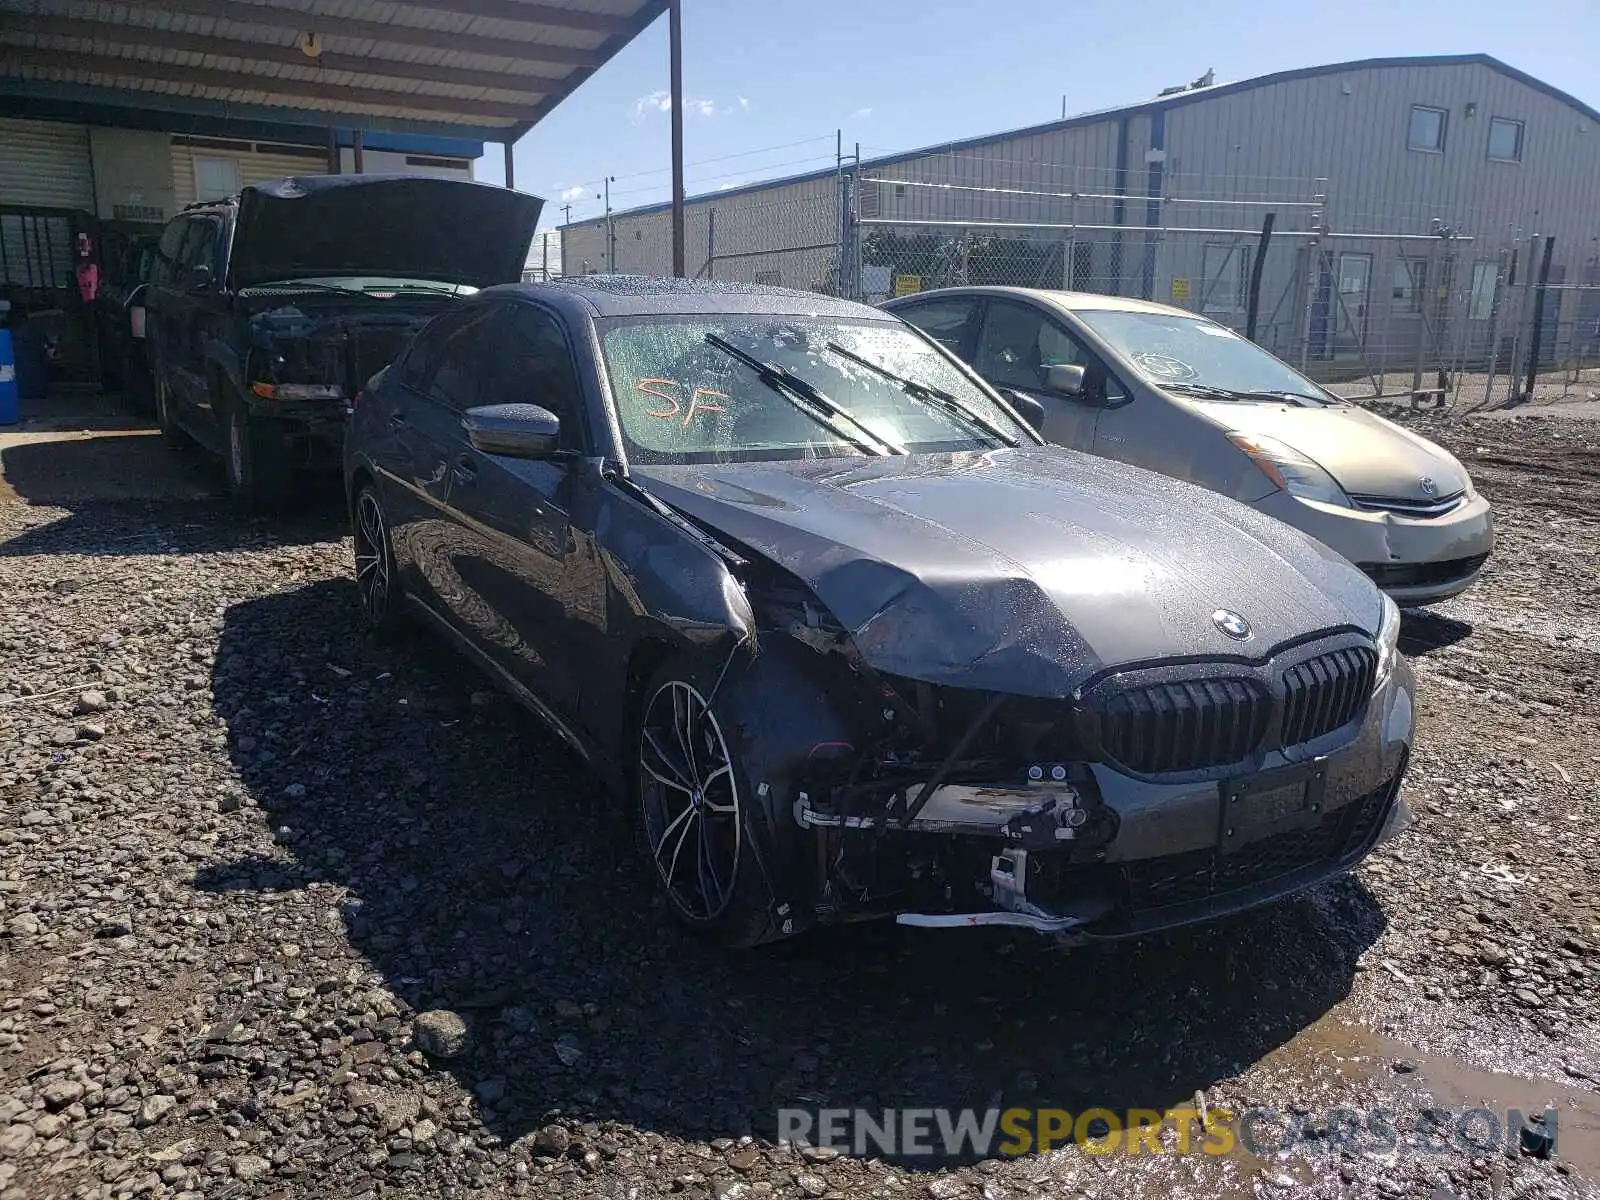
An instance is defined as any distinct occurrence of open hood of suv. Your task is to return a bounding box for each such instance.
[230,175,543,291]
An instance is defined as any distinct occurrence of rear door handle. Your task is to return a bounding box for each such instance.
[452,454,478,485]
[387,410,406,430]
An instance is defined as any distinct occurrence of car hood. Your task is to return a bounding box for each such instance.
[633,448,1381,697]
[230,175,543,291]
[1189,399,1470,500]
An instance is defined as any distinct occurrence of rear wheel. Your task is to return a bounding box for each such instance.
[636,659,787,948]
[352,484,405,634]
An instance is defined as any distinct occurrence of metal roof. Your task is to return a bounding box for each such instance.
[0,0,667,142]
[575,53,1600,224]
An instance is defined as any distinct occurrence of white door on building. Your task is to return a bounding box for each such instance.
[1334,253,1371,356]
[193,156,241,202]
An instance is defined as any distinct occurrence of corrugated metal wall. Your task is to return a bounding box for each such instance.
[0,118,94,210]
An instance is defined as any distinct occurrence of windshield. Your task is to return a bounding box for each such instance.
[599,316,1025,465]
[1072,309,1341,405]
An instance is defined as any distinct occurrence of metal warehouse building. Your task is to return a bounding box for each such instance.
[563,54,1600,394]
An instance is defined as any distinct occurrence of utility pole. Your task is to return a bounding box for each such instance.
[561,203,573,226]
[668,0,686,277]
[597,177,616,272]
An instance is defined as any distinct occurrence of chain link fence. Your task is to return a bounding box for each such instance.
[561,156,1599,411]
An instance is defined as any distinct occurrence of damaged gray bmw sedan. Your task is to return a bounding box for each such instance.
[344,276,1414,948]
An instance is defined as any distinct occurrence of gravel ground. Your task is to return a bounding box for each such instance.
[1,406,1597,1200]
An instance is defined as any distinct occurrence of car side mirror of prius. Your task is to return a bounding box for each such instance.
[463,403,567,459]
[1044,362,1087,398]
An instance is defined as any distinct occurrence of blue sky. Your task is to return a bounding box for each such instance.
[477,0,1598,229]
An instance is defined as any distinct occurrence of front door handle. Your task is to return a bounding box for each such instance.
[387,410,406,431]
[452,454,478,486]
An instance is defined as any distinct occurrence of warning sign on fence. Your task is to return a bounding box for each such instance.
[1170,278,1191,301]
[893,274,923,297]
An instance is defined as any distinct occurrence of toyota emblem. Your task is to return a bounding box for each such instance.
[1419,475,1437,496]
[1212,609,1251,639]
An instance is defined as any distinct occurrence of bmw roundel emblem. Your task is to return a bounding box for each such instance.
[1212,609,1252,639]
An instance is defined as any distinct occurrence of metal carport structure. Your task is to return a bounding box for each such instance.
[0,0,684,246]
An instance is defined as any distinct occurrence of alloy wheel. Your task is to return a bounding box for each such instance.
[638,679,742,922]
[353,491,391,622]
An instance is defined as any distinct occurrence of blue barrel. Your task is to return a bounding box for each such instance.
[0,328,17,425]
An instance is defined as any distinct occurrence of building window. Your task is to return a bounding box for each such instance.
[193,156,240,202]
[1391,258,1426,313]
[1468,262,1498,319]
[1487,117,1524,162]
[1200,243,1249,311]
[1407,105,1447,152]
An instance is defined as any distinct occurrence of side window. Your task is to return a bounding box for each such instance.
[484,306,586,450]
[396,308,477,390]
[179,219,220,284]
[154,218,187,285]
[896,299,979,356]
[424,311,500,411]
[976,301,1126,400]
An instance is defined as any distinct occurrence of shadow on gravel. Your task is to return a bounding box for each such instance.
[0,496,347,557]
[200,578,1387,1163]
[1398,609,1475,657]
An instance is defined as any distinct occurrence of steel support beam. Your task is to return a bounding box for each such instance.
[669,0,684,277]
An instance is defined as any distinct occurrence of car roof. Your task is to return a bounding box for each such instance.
[501,274,894,320]
[886,285,1197,319]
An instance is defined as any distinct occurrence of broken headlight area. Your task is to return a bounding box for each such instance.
[246,304,437,403]
[777,669,1126,936]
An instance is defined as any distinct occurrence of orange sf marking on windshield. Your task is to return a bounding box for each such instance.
[635,377,681,419]
[635,379,727,427]
[683,388,726,427]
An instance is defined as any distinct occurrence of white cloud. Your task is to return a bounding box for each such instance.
[716,179,749,191]
[851,107,873,120]
[629,90,745,122]
[559,185,586,202]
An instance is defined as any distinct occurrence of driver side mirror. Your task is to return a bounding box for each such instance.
[463,403,564,459]
[187,263,213,293]
[1044,363,1087,397]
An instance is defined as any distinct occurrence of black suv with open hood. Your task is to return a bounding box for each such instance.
[144,174,542,507]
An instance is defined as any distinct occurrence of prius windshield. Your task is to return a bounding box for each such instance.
[1073,309,1342,405]
[600,316,1026,465]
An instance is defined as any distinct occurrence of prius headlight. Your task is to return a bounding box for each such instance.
[1373,594,1402,690]
[1227,432,1351,507]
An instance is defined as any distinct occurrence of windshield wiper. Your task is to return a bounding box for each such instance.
[1161,381,1331,405]
[249,279,363,294]
[1156,380,1250,401]
[1232,388,1334,405]
[703,334,905,455]
[823,341,1019,447]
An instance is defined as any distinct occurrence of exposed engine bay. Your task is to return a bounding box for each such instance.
[244,292,454,406]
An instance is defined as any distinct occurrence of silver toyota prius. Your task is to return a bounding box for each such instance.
[886,287,1494,605]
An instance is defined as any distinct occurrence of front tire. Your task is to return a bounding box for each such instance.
[153,375,188,447]
[636,658,788,949]
[352,484,405,635]
[223,393,292,511]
